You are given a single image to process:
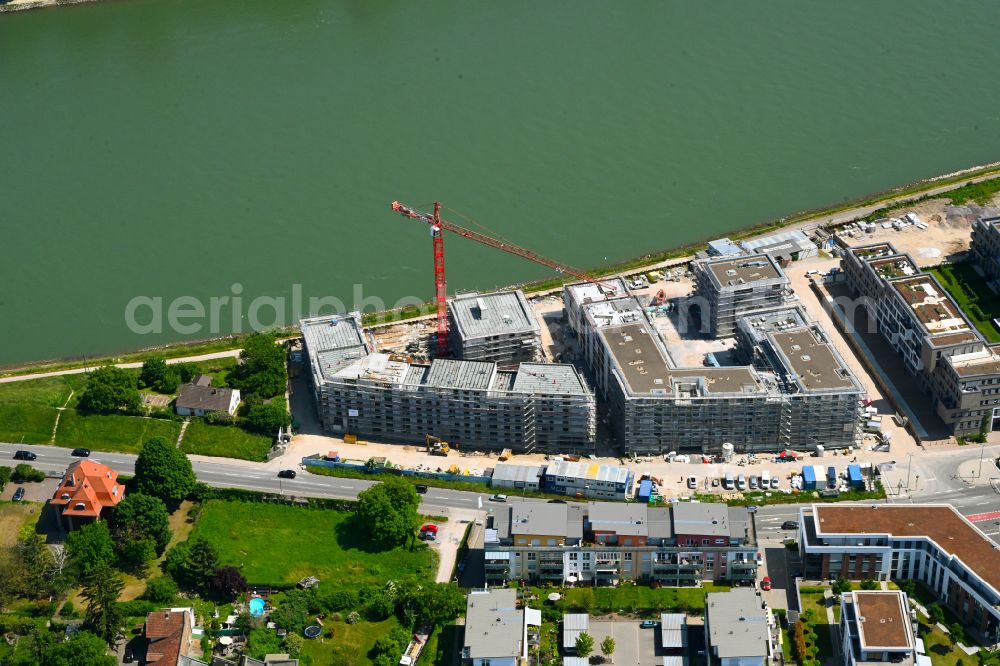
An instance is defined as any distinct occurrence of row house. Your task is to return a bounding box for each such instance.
[485,500,757,588]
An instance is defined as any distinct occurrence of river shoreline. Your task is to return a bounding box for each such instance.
[2,160,999,377]
[0,0,98,13]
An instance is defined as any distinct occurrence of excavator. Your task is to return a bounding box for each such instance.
[425,434,450,457]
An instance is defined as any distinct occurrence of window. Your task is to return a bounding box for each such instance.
[625,553,633,561]
[527,553,536,561]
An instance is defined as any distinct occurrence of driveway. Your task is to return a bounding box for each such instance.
[0,477,59,502]
[589,620,659,666]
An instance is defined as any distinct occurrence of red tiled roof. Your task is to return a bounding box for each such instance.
[144,609,188,664]
[51,459,123,517]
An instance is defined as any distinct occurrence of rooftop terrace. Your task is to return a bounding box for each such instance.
[891,275,970,335]
[852,244,897,261]
[869,255,919,281]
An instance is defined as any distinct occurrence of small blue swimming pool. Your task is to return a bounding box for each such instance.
[248,597,265,617]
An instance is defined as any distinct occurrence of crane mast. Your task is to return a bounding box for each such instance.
[390,200,616,358]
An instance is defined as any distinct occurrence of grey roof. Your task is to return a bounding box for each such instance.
[741,229,815,255]
[587,503,650,536]
[545,460,631,485]
[706,589,770,659]
[660,613,687,649]
[662,658,688,666]
[301,313,367,355]
[449,290,539,341]
[647,507,674,540]
[700,254,786,289]
[708,237,745,257]
[768,327,857,391]
[562,614,590,649]
[491,463,544,485]
[175,384,238,412]
[672,503,731,538]
[727,506,750,540]
[509,503,583,539]
[463,589,524,659]
[491,371,518,391]
[564,659,590,666]
[512,364,588,396]
[424,359,497,390]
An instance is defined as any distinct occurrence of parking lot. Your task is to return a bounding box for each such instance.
[586,619,676,666]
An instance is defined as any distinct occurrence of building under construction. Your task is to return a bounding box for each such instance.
[564,279,862,454]
[447,290,541,366]
[301,313,596,453]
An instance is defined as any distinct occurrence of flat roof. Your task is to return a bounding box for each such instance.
[600,323,761,395]
[464,589,523,659]
[449,290,538,341]
[424,358,497,390]
[948,349,1000,377]
[583,297,646,329]
[851,243,898,260]
[565,279,629,305]
[869,255,919,281]
[546,460,631,485]
[562,614,589,649]
[660,613,687,649]
[587,503,651,536]
[891,275,970,336]
[853,592,912,650]
[508,503,584,539]
[701,255,785,288]
[708,237,745,257]
[813,504,1000,596]
[331,352,411,384]
[301,313,367,355]
[706,589,769,658]
[491,463,544,484]
[929,331,979,347]
[768,327,856,391]
[741,229,815,255]
[672,502,731,538]
[512,363,589,396]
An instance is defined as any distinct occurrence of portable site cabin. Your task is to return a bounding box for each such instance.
[847,464,864,489]
[802,465,817,490]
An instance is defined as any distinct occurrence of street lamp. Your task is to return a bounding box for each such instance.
[979,442,987,479]
[906,452,914,491]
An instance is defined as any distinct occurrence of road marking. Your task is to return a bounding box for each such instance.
[966,510,1000,523]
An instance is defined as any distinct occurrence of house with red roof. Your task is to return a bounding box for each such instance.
[143,608,195,666]
[50,459,124,530]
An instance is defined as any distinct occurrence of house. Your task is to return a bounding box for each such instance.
[704,589,773,666]
[462,589,540,666]
[175,379,241,417]
[144,608,195,666]
[840,591,917,666]
[50,459,124,530]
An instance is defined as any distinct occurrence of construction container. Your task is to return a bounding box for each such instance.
[847,464,864,489]
[802,465,817,490]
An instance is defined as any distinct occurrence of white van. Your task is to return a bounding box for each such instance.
[761,470,771,488]
[737,474,747,491]
[723,472,735,490]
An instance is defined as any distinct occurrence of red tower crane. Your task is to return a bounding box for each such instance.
[390,200,617,358]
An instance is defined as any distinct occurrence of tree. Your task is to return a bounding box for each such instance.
[575,632,594,658]
[246,628,284,660]
[111,493,172,554]
[859,579,879,590]
[81,563,125,646]
[45,629,117,666]
[163,540,192,585]
[230,333,287,399]
[270,589,312,633]
[142,577,179,605]
[832,578,852,595]
[11,464,45,483]
[139,357,181,394]
[134,437,196,505]
[356,478,420,550]
[0,465,10,491]
[245,400,291,434]
[370,626,412,666]
[928,603,945,625]
[601,636,616,663]
[208,566,248,601]
[78,366,140,413]
[186,537,219,591]
[283,632,303,658]
[399,584,465,627]
[66,521,116,579]
[15,533,55,595]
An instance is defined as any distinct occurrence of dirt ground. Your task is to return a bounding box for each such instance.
[0,501,42,548]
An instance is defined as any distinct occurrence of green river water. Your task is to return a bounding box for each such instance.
[1,0,999,365]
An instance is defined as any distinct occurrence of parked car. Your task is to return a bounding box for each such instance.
[737,474,747,491]
[277,469,297,479]
[770,476,780,489]
[415,484,429,494]
[12,487,25,502]
[490,494,508,502]
[761,576,772,591]
[547,499,567,504]
[640,620,659,628]
[13,450,36,461]
[123,647,135,663]
[781,521,799,530]
[687,475,697,490]
[71,448,91,457]
[749,476,759,490]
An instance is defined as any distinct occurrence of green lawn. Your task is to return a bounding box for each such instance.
[928,262,1000,343]
[799,590,836,658]
[299,616,400,666]
[54,409,182,453]
[0,501,42,548]
[0,376,77,444]
[180,419,272,461]
[190,500,438,586]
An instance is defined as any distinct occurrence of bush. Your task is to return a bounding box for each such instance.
[928,603,945,625]
[117,599,159,618]
[321,588,359,612]
[143,577,179,604]
[11,464,45,483]
[949,622,967,644]
[60,601,76,617]
[0,465,10,491]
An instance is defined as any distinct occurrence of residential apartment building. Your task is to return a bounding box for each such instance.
[448,290,541,366]
[564,281,861,454]
[840,242,1000,436]
[462,589,540,666]
[971,215,1000,279]
[798,503,1000,645]
[704,588,773,666]
[692,255,790,337]
[840,591,918,666]
[484,501,758,588]
[302,313,595,453]
[541,459,634,500]
[50,459,124,531]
